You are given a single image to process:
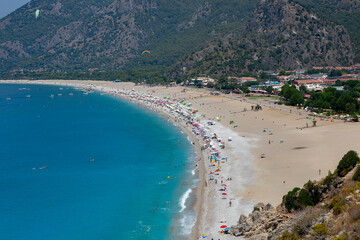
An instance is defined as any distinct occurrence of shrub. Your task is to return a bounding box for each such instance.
[336,150,360,177]
[253,207,260,212]
[298,189,314,206]
[329,195,345,215]
[304,180,321,205]
[352,166,360,181]
[322,171,336,187]
[284,187,301,211]
[278,231,299,240]
[332,232,349,240]
[313,223,327,235]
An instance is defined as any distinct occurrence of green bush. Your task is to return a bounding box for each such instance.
[298,189,313,206]
[329,195,345,215]
[278,231,299,240]
[253,207,260,212]
[284,180,322,212]
[284,187,301,211]
[304,180,321,205]
[352,166,360,181]
[336,150,360,177]
[332,232,349,240]
[313,223,327,235]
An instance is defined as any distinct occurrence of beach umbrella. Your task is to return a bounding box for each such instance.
[222,184,227,187]
[225,227,231,231]
[222,193,227,195]
[220,225,227,228]
[215,169,220,172]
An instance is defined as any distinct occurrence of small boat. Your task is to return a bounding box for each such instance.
[26,95,31,98]
[69,93,74,96]
[57,94,62,96]
[50,95,54,98]
[6,97,11,100]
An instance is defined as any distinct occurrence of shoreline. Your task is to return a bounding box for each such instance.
[3,80,360,239]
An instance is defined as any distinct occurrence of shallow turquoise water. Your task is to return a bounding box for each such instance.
[0,84,196,240]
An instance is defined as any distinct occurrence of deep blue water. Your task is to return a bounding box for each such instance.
[0,84,196,240]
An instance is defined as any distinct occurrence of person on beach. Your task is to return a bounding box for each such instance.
[229,200,232,207]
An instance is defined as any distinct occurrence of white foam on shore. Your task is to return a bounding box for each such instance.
[179,188,192,213]
[178,208,196,236]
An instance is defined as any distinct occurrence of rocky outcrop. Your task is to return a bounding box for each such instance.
[230,203,291,239]
[230,166,360,239]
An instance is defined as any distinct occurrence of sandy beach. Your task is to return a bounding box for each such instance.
[2,79,360,239]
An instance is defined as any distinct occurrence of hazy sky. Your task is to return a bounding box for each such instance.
[0,0,30,19]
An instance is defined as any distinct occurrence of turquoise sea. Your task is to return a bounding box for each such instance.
[0,84,197,240]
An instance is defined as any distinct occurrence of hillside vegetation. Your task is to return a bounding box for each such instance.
[0,0,360,78]
[0,0,258,72]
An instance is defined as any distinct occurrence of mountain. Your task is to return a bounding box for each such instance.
[0,0,359,76]
[292,0,360,63]
[0,0,259,72]
[172,0,354,77]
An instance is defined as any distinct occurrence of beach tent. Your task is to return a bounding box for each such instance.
[230,120,234,124]
[280,139,284,143]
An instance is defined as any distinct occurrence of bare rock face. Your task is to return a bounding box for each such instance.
[230,203,291,239]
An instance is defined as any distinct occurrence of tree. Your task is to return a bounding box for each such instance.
[279,69,286,76]
[299,84,308,94]
[345,102,356,113]
[329,69,343,77]
[290,92,304,107]
[266,86,274,94]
